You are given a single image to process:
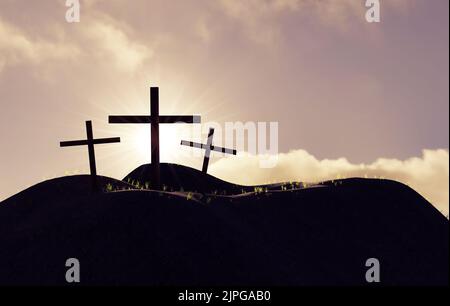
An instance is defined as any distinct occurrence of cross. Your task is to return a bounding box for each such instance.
[60,120,121,191]
[181,128,236,174]
[109,87,201,190]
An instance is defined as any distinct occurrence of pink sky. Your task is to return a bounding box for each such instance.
[0,0,448,214]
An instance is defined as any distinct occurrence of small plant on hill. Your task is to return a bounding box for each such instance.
[135,181,141,189]
[254,186,264,194]
[186,192,193,201]
[105,183,113,192]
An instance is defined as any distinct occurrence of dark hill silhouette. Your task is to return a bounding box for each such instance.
[124,163,305,194]
[124,163,251,193]
[0,169,447,286]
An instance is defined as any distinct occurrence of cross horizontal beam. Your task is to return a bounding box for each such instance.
[180,140,237,155]
[109,115,201,124]
[60,137,121,147]
[108,116,150,124]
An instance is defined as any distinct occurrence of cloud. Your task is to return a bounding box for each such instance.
[83,21,153,73]
[209,148,449,216]
[217,0,299,45]
[0,14,152,75]
[0,18,80,72]
[216,0,411,44]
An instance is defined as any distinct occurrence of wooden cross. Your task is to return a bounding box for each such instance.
[109,87,201,190]
[60,120,121,191]
[181,128,236,174]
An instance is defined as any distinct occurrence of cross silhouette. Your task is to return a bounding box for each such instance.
[60,120,121,191]
[181,128,236,174]
[109,87,201,189]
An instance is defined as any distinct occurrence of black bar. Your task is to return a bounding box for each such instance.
[60,138,120,146]
[109,116,151,124]
[210,146,237,155]
[85,121,98,191]
[2,287,433,303]
[159,115,201,123]
[151,87,161,190]
[92,137,121,145]
[60,139,89,147]
[108,115,200,124]
[202,128,215,173]
[180,141,236,155]
[180,140,205,149]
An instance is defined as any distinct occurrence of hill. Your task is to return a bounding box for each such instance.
[124,163,252,193]
[0,168,447,285]
[123,163,311,193]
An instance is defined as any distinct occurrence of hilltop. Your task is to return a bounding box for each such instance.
[0,165,447,285]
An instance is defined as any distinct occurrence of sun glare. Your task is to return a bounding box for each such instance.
[87,74,230,177]
[124,124,195,165]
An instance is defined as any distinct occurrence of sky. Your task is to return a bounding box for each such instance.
[0,0,448,215]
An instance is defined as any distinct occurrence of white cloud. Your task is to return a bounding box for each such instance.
[210,148,449,216]
[83,21,153,73]
[0,15,151,75]
[0,18,80,72]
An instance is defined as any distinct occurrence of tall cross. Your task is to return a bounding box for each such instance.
[181,128,236,174]
[60,120,121,191]
[109,87,201,190]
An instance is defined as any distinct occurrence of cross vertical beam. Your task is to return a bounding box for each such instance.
[150,87,160,189]
[202,128,215,173]
[85,121,98,191]
[86,121,97,175]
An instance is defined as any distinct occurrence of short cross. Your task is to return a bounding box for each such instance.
[60,120,121,191]
[181,128,236,174]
